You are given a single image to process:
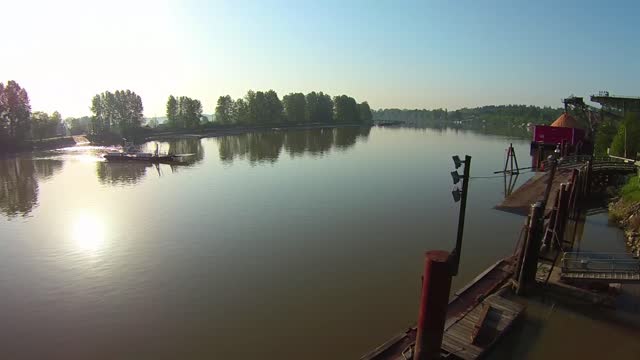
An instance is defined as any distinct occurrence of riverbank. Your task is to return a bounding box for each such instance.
[609,175,640,257]
[0,136,78,155]
[145,122,368,141]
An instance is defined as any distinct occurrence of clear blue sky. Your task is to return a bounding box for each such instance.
[1,0,638,117]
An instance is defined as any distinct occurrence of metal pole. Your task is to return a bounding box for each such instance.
[509,144,514,173]
[451,155,471,276]
[513,145,520,173]
[414,250,453,360]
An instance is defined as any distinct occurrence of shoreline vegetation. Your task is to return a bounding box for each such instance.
[0,80,376,154]
[609,175,640,257]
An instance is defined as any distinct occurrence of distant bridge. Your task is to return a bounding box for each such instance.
[560,252,640,283]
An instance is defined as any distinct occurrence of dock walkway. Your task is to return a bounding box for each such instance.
[360,258,521,360]
[441,293,525,360]
[560,252,640,283]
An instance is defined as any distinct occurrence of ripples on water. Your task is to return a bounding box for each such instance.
[0,126,637,359]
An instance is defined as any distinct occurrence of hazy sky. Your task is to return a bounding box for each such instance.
[1,0,638,117]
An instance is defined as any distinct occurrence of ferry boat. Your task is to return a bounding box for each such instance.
[103,141,177,163]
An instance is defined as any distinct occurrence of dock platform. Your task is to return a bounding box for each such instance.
[441,293,525,359]
[360,258,522,360]
[496,169,574,215]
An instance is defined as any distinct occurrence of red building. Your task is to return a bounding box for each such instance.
[533,113,585,146]
[530,112,589,169]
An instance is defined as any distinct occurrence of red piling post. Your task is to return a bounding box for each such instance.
[414,250,453,360]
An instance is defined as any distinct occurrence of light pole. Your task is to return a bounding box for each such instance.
[449,155,471,276]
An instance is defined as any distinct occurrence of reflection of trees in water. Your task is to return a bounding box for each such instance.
[0,158,39,218]
[167,138,204,164]
[96,162,150,186]
[334,126,359,149]
[283,130,308,157]
[357,126,371,139]
[34,160,64,180]
[306,128,334,155]
[219,135,249,163]
[219,127,371,163]
[219,132,285,164]
[166,138,205,172]
[247,132,284,164]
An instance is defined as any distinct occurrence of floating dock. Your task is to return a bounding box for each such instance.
[360,258,524,360]
[495,168,574,215]
[441,292,525,359]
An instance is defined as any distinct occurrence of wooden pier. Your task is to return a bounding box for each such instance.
[360,258,524,360]
[361,154,639,360]
[441,292,525,360]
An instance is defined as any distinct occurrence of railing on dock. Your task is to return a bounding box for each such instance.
[540,155,634,171]
[560,252,640,282]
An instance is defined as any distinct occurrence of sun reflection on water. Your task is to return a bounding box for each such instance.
[71,212,106,254]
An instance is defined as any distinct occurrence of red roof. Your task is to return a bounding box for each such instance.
[550,113,580,128]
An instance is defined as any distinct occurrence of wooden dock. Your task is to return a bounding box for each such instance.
[360,258,523,360]
[495,169,574,215]
[441,293,525,360]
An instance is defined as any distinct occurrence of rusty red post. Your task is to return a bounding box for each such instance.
[414,250,453,360]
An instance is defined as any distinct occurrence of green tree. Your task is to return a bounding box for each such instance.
[610,112,640,158]
[306,91,333,123]
[166,95,178,128]
[215,95,234,125]
[90,94,104,134]
[334,95,358,123]
[264,90,283,124]
[283,92,307,123]
[90,90,144,137]
[357,101,373,124]
[0,80,32,145]
[233,98,249,125]
[31,112,50,140]
[244,90,258,124]
[594,117,619,156]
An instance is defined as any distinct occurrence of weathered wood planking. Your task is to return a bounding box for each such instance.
[441,294,525,360]
[361,258,517,360]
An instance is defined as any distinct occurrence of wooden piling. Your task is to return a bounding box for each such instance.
[551,184,568,249]
[542,191,560,248]
[542,157,558,207]
[516,202,544,296]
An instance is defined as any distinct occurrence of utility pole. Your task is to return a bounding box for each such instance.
[449,155,471,276]
[414,154,471,360]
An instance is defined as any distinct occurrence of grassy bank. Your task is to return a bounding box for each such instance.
[1,136,77,155]
[609,175,640,256]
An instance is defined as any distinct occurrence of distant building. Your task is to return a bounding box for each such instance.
[533,113,585,146]
[531,112,590,169]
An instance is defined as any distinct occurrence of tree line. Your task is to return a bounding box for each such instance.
[595,111,640,157]
[374,105,563,126]
[0,81,32,150]
[214,90,372,126]
[166,95,205,129]
[0,80,72,151]
[90,90,144,138]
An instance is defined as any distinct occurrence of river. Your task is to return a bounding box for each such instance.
[1,126,638,359]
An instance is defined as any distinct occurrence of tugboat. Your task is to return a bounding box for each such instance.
[103,140,177,163]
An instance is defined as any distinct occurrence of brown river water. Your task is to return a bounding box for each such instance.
[1,126,638,359]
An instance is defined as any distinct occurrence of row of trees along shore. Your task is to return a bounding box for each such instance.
[213,90,373,126]
[0,80,72,152]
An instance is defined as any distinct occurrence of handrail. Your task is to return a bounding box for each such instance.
[561,252,640,274]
